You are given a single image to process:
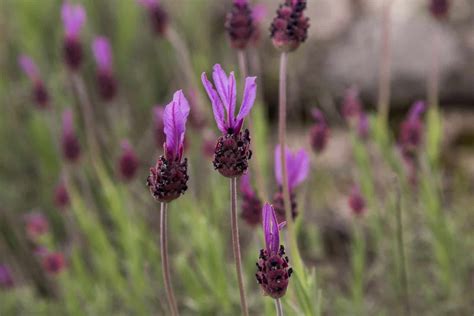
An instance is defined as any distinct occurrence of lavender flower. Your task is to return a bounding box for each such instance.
[61,109,81,163]
[42,252,66,275]
[342,87,362,122]
[272,145,309,222]
[250,4,267,45]
[240,173,262,226]
[270,0,309,52]
[357,112,370,140]
[138,0,169,36]
[92,37,117,101]
[118,140,139,181]
[18,55,49,108]
[309,109,329,153]
[348,185,366,216]
[147,90,190,202]
[54,178,70,210]
[225,0,254,50]
[0,265,14,289]
[429,0,450,19]
[399,101,426,161]
[25,212,49,239]
[201,64,256,178]
[61,2,86,70]
[256,203,292,299]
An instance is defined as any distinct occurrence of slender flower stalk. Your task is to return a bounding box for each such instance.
[201,64,257,316]
[147,90,190,315]
[275,298,284,316]
[160,202,178,316]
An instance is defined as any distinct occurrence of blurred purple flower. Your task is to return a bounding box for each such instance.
[61,109,81,163]
[357,112,370,140]
[272,145,309,222]
[43,252,66,275]
[54,178,70,210]
[92,36,117,101]
[18,55,49,108]
[0,265,14,289]
[201,64,256,177]
[342,87,362,121]
[309,109,329,153]
[118,140,139,181]
[137,0,169,36]
[61,2,86,70]
[187,89,207,130]
[399,101,426,160]
[256,203,292,299]
[202,130,217,159]
[348,185,366,216]
[429,0,450,19]
[270,0,309,52]
[147,90,190,202]
[25,212,49,239]
[239,173,262,226]
[225,0,254,49]
[250,4,267,45]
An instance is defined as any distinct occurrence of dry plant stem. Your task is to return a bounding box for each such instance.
[230,177,249,316]
[377,0,393,126]
[275,298,284,316]
[160,202,179,316]
[278,52,302,271]
[395,181,411,315]
[237,49,267,201]
[428,27,440,110]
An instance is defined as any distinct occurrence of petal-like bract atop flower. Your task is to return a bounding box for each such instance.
[61,2,86,39]
[201,64,256,134]
[163,90,190,161]
[18,55,39,81]
[262,203,280,255]
[274,145,310,191]
[92,36,113,71]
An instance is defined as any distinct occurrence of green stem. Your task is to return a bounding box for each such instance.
[230,177,249,316]
[275,298,284,316]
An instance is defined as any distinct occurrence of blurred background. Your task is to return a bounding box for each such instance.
[1,0,473,315]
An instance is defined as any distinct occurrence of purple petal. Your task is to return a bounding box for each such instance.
[212,64,230,114]
[163,90,189,159]
[236,76,257,125]
[409,100,426,121]
[274,144,285,186]
[92,36,112,71]
[252,4,267,23]
[62,2,86,38]
[287,149,310,190]
[311,109,325,124]
[201,72,226,133]
[18,55,39,80]
[62,109,74,135]
[240,172,253,195]
[228,72,237,127]
[262,203,280,254]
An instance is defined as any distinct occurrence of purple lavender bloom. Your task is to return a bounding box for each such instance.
[272,145,309,222]
[61,2,86,70]
[225,0,254,49]
[309,109,329,153]
[61,109,81,163]
[25,212,49,239]
[342,87,362,122]
[147,90,190,202]
[429,0,450,19]
[240,173,262,226]
[357,112,370,140]
[18,55,49,109]
[270,0,309,52]
[348,185,366,216]
[201,64,256,177]
[137,0,169,36]
[0,265,14,289]
[54,178,70,210]
[118,140,139,181]
[92,36,117,101]
[43,252,66,275]
[256,203,292,299]
[399,101,426,160]
[250,4,267,45]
